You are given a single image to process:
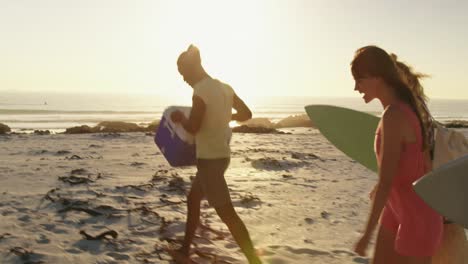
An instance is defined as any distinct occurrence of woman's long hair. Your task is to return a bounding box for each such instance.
[351,46,433,151]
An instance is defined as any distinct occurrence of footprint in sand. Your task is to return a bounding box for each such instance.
[321,211,330,219]
[56,150,71,155]
[130,162,146,167]
[8,247,45,263]
[224,242,238,249]
[353,256,370,263]
[2,209,16,216]
[30,149,48,155]
[65,248,82,254]
[331,249,355,256]
[268,245,332,256]
[40,223,68,234]
[107,252,131,261]
[16,207,30,213]
[36,234,50,244]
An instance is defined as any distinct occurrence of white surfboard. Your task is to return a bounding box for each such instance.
[413,154,468,228]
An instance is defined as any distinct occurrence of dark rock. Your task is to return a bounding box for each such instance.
[275,114,314,128]
[34,130,50,135]
[65,125,94,134]
[232,125,288,134]
[65,120,160,134]
[94,121,144,133]
[0,123,11,134]
[238,118,275,129]
[444,120,468,128]
[145,120,160,132]
[56,150,71,155]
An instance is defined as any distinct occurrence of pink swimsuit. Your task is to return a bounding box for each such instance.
[376,102,443,257]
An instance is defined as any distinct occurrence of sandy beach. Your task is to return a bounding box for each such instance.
[3,0,468,262]
[1,128,467,264]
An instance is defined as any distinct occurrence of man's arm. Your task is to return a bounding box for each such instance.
[171,95,206,135]
[232,93,252,122]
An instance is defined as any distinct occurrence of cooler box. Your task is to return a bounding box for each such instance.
[154,106,196,167]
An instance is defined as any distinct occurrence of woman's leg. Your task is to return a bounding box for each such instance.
[399,256,431,264]
[372,225,400,264]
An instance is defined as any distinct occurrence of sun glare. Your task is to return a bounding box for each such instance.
[154,0,272,98]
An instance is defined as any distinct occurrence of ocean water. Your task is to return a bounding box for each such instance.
[1,92,468,133]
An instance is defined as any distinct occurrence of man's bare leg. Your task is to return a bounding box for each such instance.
[180,182,204,255]
[215,204,262,264]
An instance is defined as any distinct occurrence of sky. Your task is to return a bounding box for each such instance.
[1,0,468,99]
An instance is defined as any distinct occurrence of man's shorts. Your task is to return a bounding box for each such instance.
[192,158,231,208]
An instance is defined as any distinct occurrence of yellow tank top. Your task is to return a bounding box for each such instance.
[193,77,233,159]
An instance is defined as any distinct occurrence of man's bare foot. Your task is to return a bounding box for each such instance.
[165,247,194,264]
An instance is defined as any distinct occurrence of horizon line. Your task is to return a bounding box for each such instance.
[1,90,467,101]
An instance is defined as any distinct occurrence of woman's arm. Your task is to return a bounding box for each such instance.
[355,106,405,255]
[363,106,404,236]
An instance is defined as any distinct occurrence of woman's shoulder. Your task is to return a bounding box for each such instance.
[382,104,406,122]
[381,104,410,134]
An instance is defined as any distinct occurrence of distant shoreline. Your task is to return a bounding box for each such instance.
[2,116,468,135]
[2,94,468,133]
